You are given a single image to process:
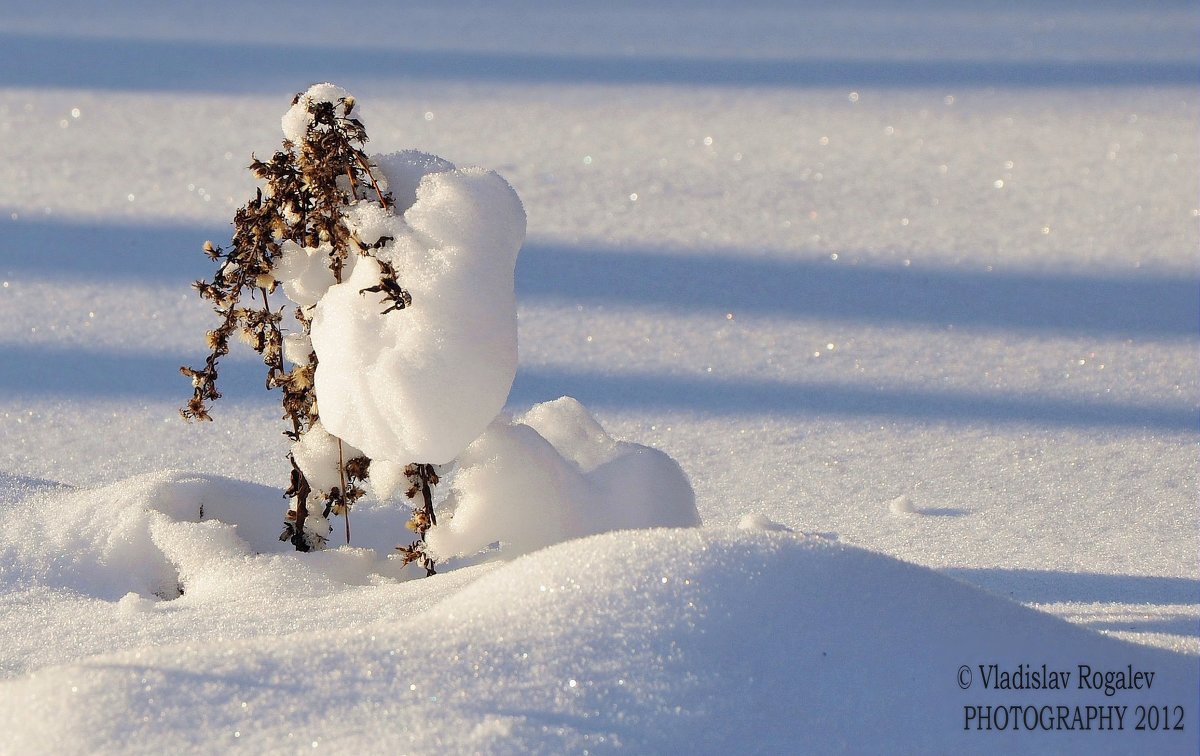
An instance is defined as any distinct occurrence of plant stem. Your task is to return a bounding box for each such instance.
[288,456,312,552]
[337,438,350,544]
[420,464,436,576]
[356,154,390,209]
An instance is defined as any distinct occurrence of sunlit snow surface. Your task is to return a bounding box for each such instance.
[0,1,1197,752]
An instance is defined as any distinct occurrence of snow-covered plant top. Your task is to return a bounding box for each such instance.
[182,83,694,568]
[277,85,526,468]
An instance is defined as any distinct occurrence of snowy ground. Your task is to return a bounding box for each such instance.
[0,1,1197,752]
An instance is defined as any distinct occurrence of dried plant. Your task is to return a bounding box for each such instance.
[397,464,440,576]
[181,88,437,564]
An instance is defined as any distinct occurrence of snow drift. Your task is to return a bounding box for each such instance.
[0,479,1192,754]
[427,396,700,560]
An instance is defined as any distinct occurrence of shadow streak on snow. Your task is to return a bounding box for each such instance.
[0,218,224,286]
[0,345,266,403]
[943,567,1200,606]
[1086,615,1199,638]
[3,219,1196,339]
[0,32,1196,93]
[912,507,968,517]
[0,346,1194,432]
[516,244,1200,338]
[949,566,1200,638]
[510,367,1198,432]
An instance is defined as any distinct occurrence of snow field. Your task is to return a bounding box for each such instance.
[0,1,1197,752]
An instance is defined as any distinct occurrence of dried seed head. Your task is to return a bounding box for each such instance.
[344,456,370,480]
[291,365,313,390]
[236,326,258,347]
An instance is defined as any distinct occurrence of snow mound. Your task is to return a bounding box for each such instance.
[0,472,65,506]
[426,397,699,560]
[0,471,290,602]
[888,493,918,514]
[311,160,526,465]
[737,512,793,532]
[1,528,1193,754]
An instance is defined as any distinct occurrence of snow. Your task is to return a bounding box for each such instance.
[274,240,340,308]
[888,493,917,515]
[0,504,1192,753]
[738,512,794,532]
[277,83,527,468]
[426,397,698,560]
[290,420,363,494]
[311,161,525,465]
[0,0,1197,752]
[280,82,352,145]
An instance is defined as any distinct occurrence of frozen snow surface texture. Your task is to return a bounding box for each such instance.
[1,0,1198,752]
[0,499,1194,753]
[311,158,526,465]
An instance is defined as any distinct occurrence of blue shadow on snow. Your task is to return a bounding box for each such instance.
[944,567,1200,606]
[509,367,1198,433]
[0,32,1196,93]
[3,219,1196,339]
[516,244,1200,339]
[0,346,1195,433]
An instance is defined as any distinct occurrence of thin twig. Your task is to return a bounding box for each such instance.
[337,439,350,544]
